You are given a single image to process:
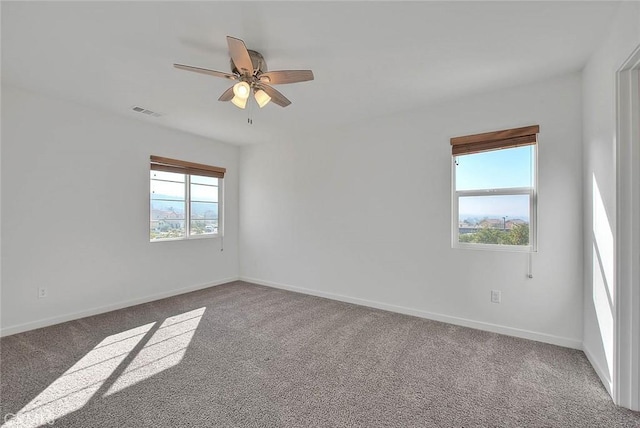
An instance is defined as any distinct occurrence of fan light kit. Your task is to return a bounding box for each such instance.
[174,36,314,111]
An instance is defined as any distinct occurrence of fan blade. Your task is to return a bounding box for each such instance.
[227,36,254,76]
[259,70,314,85]
[218,86,234,102]
[257,84,291,107]
[173,64,237,80]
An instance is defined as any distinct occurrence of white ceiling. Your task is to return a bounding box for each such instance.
[1,1,620,146]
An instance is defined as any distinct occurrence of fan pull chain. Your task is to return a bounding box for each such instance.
[247,94,254,125]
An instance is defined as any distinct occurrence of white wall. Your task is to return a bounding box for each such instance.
[582,1,640,405]
[1,85,239,335]
[240,72,584,349]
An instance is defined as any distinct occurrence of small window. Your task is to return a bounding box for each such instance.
[451,125,538,251]
[150,156,225,242]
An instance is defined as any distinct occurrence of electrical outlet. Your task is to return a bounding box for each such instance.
[38,287,48,299]
[491,289,501,304]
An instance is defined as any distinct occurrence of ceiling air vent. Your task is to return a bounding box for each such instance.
[132,106,162,117]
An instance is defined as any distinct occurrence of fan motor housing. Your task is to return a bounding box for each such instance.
[231,50,267,75]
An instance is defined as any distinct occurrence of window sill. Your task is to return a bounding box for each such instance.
[453,242,536,253]
[150,233,222,243]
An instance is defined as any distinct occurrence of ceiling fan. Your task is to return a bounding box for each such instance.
[174,36,314,109]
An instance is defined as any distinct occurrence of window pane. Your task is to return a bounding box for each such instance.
[191,175,218,186]
[150,170,185,183]
[190,183,218,202]
[151,195,186,241]
[190,201,218,235]
[191,202,218,220]
[151,180,185,201]
[190,220,218,236]
[150,200,185,218]
[150,219,186,240]
[458,194,530,246]
[456,146,533,191]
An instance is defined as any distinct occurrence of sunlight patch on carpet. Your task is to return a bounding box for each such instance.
[2,322,156,428]
[104,307,205,396]
[2,307,206,428]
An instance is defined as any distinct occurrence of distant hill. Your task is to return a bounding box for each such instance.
[150,194,217,218]
[460,215,529,223]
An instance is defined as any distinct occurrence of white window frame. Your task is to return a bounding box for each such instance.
[150,172,223,242]
[451,145,538,252]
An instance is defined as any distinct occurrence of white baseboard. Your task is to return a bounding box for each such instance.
[240,276,583,350]
[0,277,239,337]
[583,344,613,396]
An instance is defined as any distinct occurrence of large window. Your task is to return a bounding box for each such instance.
[150,156,225,241]
[451,125,538,251]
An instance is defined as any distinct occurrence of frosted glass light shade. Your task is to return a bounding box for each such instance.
[231,95,247,109]
[254,89,271,108]
[232,81,250,99]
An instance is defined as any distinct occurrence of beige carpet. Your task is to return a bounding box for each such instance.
[1,281,639,427]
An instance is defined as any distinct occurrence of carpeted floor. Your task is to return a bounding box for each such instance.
[1,281,639,428]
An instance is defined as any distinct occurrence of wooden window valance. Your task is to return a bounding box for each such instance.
[150,155,226,179]
[450,125,539,156]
